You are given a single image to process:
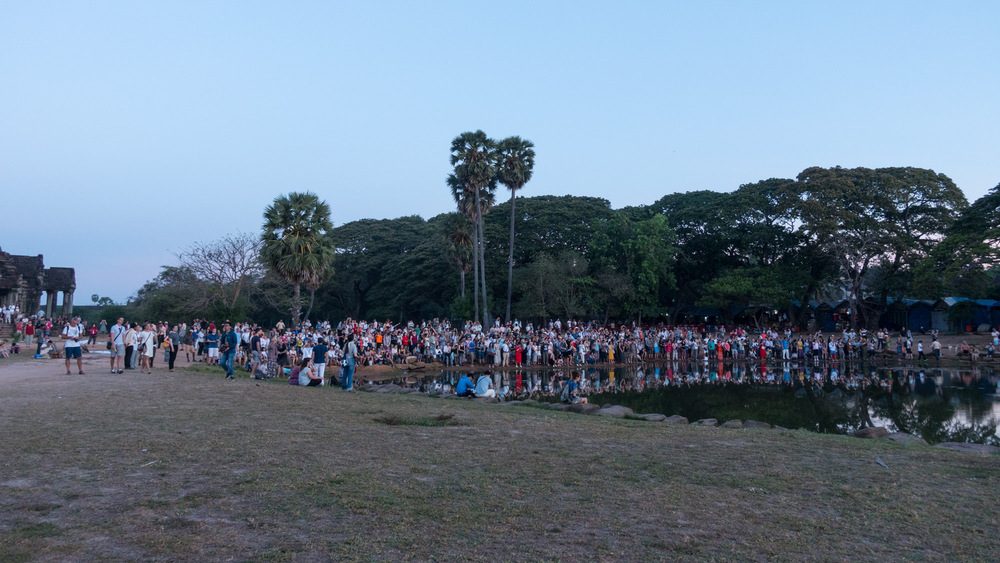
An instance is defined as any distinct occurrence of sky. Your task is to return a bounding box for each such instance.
[2,1,998,304]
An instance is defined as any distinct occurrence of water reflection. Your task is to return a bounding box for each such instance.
[411,362,1000,445]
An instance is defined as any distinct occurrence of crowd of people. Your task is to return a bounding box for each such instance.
[4,310,1000,399]
[230,317,992,370]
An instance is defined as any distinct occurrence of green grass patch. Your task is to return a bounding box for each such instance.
[373,413,463,426]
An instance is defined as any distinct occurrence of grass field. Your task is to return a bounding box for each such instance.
[1,360,998,561]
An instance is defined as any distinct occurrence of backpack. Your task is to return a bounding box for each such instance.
[560,382,573,403]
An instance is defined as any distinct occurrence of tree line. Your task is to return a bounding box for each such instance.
[94,134,1000,330]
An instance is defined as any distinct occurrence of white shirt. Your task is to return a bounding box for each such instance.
[63,324,82,348]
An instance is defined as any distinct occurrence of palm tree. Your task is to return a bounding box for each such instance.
[449,173,495,315]
[442,212,474,298]
[496,136,535,323]
[450,131,498,327]
[260,191,335,328]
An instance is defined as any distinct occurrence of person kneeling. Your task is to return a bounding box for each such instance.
[474,372,496,398]
[297,358,323,387]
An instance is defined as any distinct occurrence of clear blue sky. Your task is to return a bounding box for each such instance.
[2,1,998,304]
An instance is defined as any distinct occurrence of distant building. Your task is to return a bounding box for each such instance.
[0,246,77,318]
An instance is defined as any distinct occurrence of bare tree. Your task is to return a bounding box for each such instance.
[175,232,265,311]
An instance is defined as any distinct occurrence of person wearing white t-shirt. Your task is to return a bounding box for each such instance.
[62,317,84,375]
[109,317,126,373]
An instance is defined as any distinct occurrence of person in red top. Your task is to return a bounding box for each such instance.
[24,321,35,345]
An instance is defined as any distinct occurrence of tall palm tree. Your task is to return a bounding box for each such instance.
[260,191,335,328]
[450,131,498,327]
[496,136,535,323]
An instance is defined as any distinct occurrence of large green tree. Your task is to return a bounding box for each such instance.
[324,215,452,321]
[913,181,1000,299]
[260,191,335,328]
[590,213,677,321]
[797,166,966,328]
[496,136,535,323]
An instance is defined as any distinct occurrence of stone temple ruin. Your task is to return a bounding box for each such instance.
[0,246,77,318]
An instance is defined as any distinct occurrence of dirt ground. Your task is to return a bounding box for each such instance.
[1,347,999,561]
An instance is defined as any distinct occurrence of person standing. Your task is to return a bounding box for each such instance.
[204,327,220,364]
[250,329,263,372]
[220,322,238,380]
[266,331,280,379]
[124,322,138,370]
[139,323,155,374]
[313,337,328,386]
[24,319,35,346]
[341,333,357,391]
[62,317,85,375]
[167,325,180,372]
[109,318,126,373]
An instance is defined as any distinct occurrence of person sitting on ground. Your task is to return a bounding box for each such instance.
[456,373,475,397]
[474,371,496,398]
[561,372,587,404]
[297,357,322,387]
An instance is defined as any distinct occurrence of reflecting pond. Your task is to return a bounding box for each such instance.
[412,362,1000,445]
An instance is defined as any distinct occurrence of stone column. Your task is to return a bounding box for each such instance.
[62,291,74,318]
[45,291,55,318]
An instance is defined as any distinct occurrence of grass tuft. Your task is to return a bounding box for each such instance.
[373,413,463,426]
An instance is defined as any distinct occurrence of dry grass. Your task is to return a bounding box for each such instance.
[0,359,998,561]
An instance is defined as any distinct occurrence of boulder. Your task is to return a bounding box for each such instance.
[595,405,634,418]
[664,415,689,425]
[888,432,928,446]
[936,442,1000,455]
[375,384,404,393]
[693,418,718,427]
[977,323,991,333]
[443,394,463,400]
[773,425,788,431]
[721,420,742,428]
[499,400,523,406]
[743,420,772,429]
[474,397,498,404]
[639,413,666,422]
[521,399,537,404]
[568,403,602,415]
[548,403,571,412]
[853,427,889,439]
